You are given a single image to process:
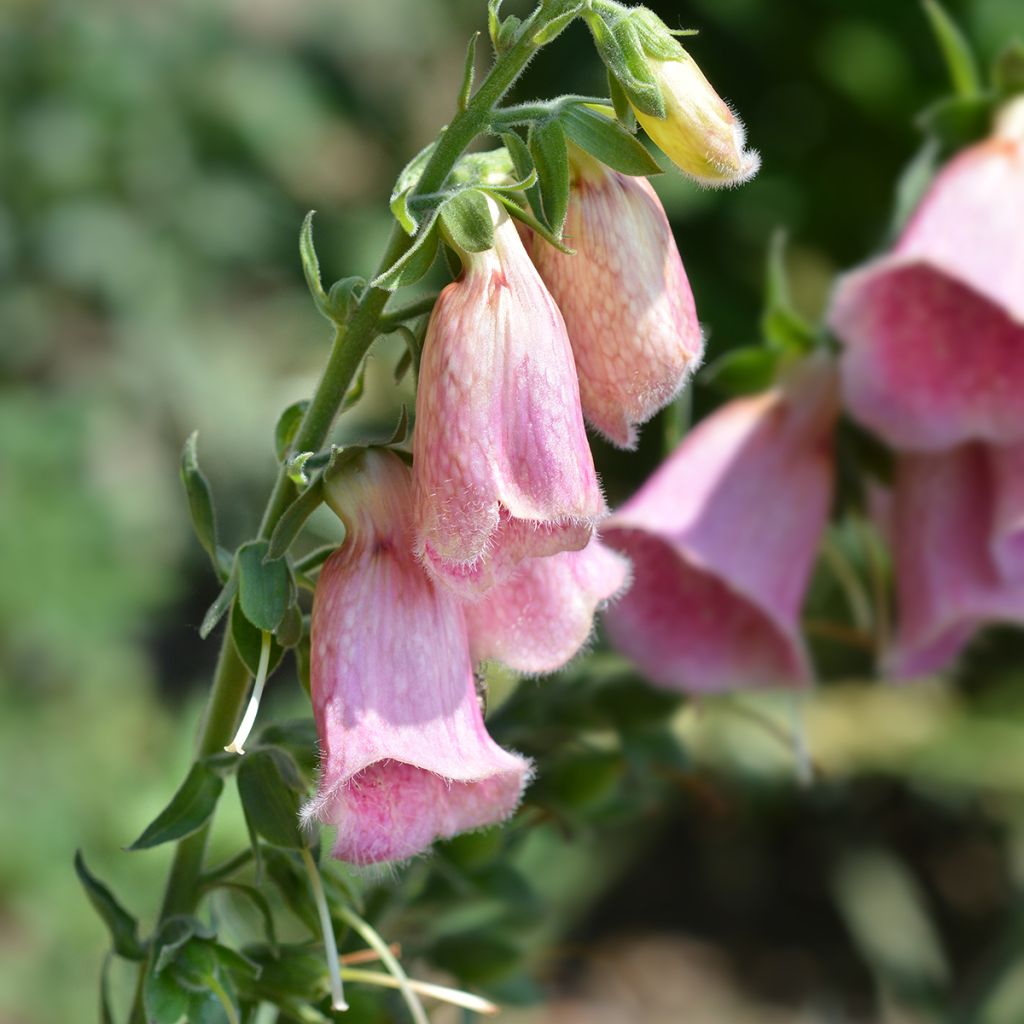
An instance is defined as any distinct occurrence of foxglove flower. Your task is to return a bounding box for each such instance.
[886,442,1024,679]
[413,197,606,595]
[603,358,838,692]
[527,155,704,448]
[304,449,530,865]
[465,537,631,675]
[830,98,1024,450]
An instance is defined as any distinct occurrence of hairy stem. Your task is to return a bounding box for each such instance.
[129,2,582,1018]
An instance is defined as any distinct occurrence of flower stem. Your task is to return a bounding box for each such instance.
[300,848,347,1012]
[129,3,584,1020]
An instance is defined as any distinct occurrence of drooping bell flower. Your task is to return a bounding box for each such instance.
[885,441,1024,679]
[602,357,838,692]
[303,448,531,865]
[526,150,704,448]
[830,97,1024,450]
[465,537,632,675]
[413,196,606,595]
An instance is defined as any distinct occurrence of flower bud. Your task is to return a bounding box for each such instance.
[602,357,838,692]
[830,99,1024,450]
[465,538,631,675]
[306,449,531,864]
[413,197,606,596]
[633,44,760,187]
[526,153,704,448]
[885,442,1024,680]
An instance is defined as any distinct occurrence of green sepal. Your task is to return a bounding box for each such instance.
[230,601,285,677]
[180,432,222,577]
[608,68,637,129]
[371,213,440,291]
[267,476,325,561]
[532,3,583,46]
[528,119,571,235]
[630,6,686,61]
[486,191,574,254]
[762,233,817,355]
[496,14,521,53]
[74,851,146,961]
[274,400,309,462]
[560,104,662,176]
[921,0,982,98]
[299,211,331,321]
[199,568,238,641]
[993,40,1024,98]
[294,544,338,575]
[501,131,546,224]
[585,8,665,119]
[237,539,292,633]
[275,602,304,649]
[206,882,278,948]
[439,189,495,254]
[388,405,410,446]
[126,762,224,850]
[487,0,503,52]
[458,32,479,111]
[701,346,780,396]
[238,748,308,850]
[257,719,320,778]
[390,139,439,235]
[917,93,994,151]
[325,276,365,322]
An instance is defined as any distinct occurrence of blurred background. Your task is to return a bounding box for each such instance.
[3,0,1024,1021]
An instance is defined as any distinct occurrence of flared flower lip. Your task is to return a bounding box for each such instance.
[603,520,813,688]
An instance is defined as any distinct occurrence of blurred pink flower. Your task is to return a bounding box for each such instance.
[414,198,606,595]
[465,537,632,675]
[603,358,838,692]
[527,157,703,448]
[886,441,1024,679]
[830,101,1024,450]
[304,449,530,865]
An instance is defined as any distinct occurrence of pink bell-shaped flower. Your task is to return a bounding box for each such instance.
[413,197,606,595]
[526,152,704,448]
[885,441,1024,679]
[303,449,531,865]
[602,357,838,692]
[830,98,1024,450]
[464,537,632,675]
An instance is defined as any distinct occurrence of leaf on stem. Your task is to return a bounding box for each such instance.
[126,762,224,851]
[266,477,325,561]
[921,0,982,98]
[371,213,440,291]
[74,851,146,961]
[237,748,309,850]
[200,568,238,640]
[560,103,662,176]
[458,32,479,111]
[237,539,292,632]
[274,401,309,462]
[528,119,570,236]
[230,600,285,676]
[439,189,495,253]
[180,432,222,577]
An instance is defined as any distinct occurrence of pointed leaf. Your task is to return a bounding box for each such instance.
[500,131,545,223]
[458,32,479,111]
[237,540,291,632]
[180,432,220,573]
[300,211,332,320]
[275,601,303,650]
[74,851,146,961]
[237,748,308,850]
[533,4,582,45]
[389,140,439,235]
[488,191,574,254]
[144,966,189,1024]
[608,68,636,129]
[230,601,285,677]
[922,0,982,98]
[560,104,662,176]
[528,119,570,235]
[274,401,309,462]
[200,570,238,640]
[371,215,440,291]
[127,763,224,851]
[266,478,325,561]
[439,189,495,254]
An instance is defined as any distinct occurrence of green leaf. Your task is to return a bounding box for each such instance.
[371,214,440,291]
[259,719,321,778]
[299,211,331,320]
[532,3,583,45]
[180,432,220,573]
[200,569,238,640]
[528,119,570,235]
[921,0,982,98]
[144,965,189,1024]
[762,233,816,355]
[237,748,308,849]
[237,540,291,632]
[439,189,495,254]
[230,601,285,677]
[264,850,321,935]
[274,401,309,462]
[293,544,338,575]
[701,346,780,396]
[993,40,1024,98]
[488,191,574,255]
[458,31,479,111]
[266,477,325,561]
[608,67,636,129]
[500,131,546,224]
[917,93,994,150]
[325,276,364,323]
[389,140,439,235]
[560,103,662,177]
[210,883,279,948]
[275,602,304,649]
[74,851,146,961]
[127,763,224,851]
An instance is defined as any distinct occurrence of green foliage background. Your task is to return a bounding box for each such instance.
[2,0,1024,1021]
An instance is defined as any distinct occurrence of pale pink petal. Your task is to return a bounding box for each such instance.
[831,134,1024,450]
[414,201,605,594]
[603,358,838,692]
[887,444,1024,679]
[306,451,531,865]
[465,537,632,675]
[528,165,703,448]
